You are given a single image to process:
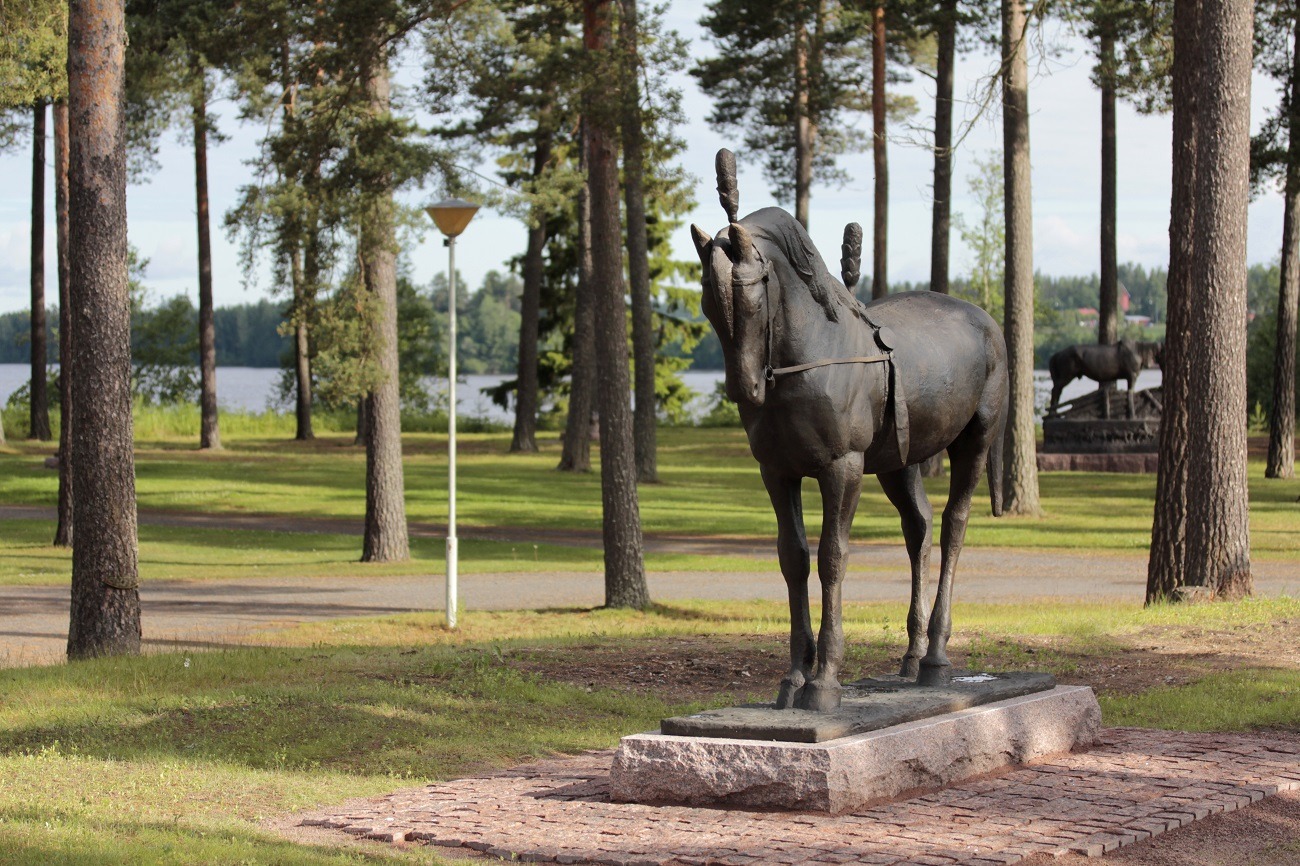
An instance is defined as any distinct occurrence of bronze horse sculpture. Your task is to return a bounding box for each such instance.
[1047,340,1162,418]
[692,150,1008,711]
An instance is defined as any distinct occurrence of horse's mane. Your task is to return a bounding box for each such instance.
[742,207,874,327]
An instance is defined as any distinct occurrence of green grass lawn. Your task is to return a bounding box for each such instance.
[0,518,780,586]
[1,598,1297,864]
[2,426,1298,567]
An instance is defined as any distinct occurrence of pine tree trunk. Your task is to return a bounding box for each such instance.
[193,71,220,450]
[54,100,72,549]
[559,127,596,474]
[871,4,888,300]
[1098,26,1119,346]
[622,0,658,483]
[291,242,315,441]
[1266,9,1300,481]
[1183,0,1252,600]
[929,0,955,297]
[793,20,813,229]
[585,0,649,609]
[66,0,141,659]
[1147,0,1199,604]
[921,0,956,480]
[512,126,549,455]
[359,54,409,564]
[283,42,314,443]
[1000,0,1041,516]
[30,101,51,441]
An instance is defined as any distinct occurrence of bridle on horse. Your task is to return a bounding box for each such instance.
[732,248,911,464]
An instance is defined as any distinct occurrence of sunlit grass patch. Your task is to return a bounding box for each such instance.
[1102,668,1300,731]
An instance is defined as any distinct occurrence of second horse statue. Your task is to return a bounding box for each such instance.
[692,150,1009,712]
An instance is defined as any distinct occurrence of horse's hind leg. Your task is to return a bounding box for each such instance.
[1126,374,1137,418]
[877,465,933,678]
[760,464,816,709]
[918,426,988,687]
[799,451,864,712]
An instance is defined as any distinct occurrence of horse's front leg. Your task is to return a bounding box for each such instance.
[799,451,864,712]
[1126,375,1137,418]
[760,464,815,709]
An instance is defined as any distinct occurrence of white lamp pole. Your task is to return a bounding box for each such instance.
[425,199,479,629]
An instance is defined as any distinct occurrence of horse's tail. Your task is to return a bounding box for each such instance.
[987,405,1007,518]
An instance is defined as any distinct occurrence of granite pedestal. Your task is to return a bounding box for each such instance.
[610,682,1101,814]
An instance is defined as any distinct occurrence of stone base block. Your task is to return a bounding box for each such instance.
[609,685,1101,813]
[1037,452,1159,473]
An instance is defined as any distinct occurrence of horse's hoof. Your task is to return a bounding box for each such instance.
[795,681,842,712]
[898,656,921,679]
[775,678,805,709]
[917,662,952,687]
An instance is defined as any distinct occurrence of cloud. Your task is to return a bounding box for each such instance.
[138,234,195,282]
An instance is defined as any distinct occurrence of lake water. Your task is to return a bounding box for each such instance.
[0,364,1163,425]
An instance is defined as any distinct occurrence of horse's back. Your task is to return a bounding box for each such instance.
[863,292,1004,375]
[861,292,1007,449]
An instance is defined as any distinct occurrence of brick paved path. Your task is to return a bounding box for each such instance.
[300,728,1300,865]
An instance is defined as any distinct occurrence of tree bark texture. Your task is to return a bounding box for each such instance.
[871,4,888,299]
[30,101,52,441]
[1147,0,1199,604]
[66,0,141,658]
[793,19,813,229]
[622,0,658,483]
[1000,0,1041,516]
[193,72,220,450]
[1182,0,1252,600]
[359,56,410,564]
[1266,9,1300,480]
[1098,26,1119,346]
[585,0,649,610]
[512,127,549,454]
[54,100,73,548]
[559,128,596,474]
[929,0,956,297]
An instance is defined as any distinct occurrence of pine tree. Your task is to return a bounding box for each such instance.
[1149,0,1253,602]
[693,0,871,227]
[1001,0,1041,516]
[1254,0,1300,480]
[584,0,649,609]
[126,0,236,450]
[66,0,142,658]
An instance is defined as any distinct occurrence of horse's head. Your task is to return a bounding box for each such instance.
[691,221,774,406]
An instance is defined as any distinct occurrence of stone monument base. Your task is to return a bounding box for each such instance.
[609,685,1101,814]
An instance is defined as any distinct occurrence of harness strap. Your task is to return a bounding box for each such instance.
[766,353,891,378]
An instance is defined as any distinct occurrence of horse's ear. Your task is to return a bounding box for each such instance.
[690,224,712,267]
[729,222,756,262]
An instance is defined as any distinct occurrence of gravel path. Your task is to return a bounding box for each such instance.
[3,505,1297,668]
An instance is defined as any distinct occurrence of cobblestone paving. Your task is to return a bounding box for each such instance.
[300,728,1300,865]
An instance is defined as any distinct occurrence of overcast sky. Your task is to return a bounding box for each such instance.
[0,7,1288,315]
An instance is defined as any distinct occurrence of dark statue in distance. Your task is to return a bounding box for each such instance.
[1047,340,1163,419]
[691,150,1009,712]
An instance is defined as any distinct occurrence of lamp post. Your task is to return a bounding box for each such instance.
[425,198,479,629]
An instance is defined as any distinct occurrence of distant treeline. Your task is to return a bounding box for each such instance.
[0,261,1284,372]
[0,299,288,367]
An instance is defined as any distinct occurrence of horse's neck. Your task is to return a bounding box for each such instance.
[776,290,870,365]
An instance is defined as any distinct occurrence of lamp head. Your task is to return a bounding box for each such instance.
[425,198,480,238]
